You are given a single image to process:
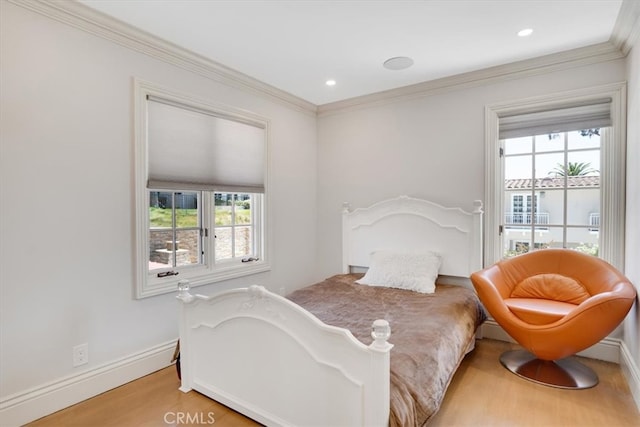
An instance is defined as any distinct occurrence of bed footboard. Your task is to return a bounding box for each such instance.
[177,283,393,427]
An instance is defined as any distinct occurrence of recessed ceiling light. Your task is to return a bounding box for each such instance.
[383,56,414,71]
[325,79,336,86]
[518,28,533,37]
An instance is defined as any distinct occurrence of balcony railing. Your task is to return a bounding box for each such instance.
[589,213,600,231]
[505,212,550,225]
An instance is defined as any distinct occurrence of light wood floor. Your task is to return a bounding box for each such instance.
[28,339,640,427]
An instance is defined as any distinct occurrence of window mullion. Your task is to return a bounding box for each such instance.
[171,192,177,268]
[231,195,236,258]
[562,132,569,248]
[204,191,214,268]
[530,136,536,247]
[197,191,204,265]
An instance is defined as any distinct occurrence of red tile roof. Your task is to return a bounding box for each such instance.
[505,175,599,189]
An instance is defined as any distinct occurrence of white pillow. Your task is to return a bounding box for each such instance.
[355,250,442,294]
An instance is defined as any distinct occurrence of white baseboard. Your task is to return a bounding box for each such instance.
[620,340,640,411]
[0,340,177,426]
[480,320,622,363]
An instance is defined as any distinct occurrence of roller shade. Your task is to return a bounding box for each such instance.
[499,98,611,140]
[147,96,265,193]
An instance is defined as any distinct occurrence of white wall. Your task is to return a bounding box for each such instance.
[2,0,639,423]
[0,0,317,411]
[316,60,626,277]
[316,41,639,405]
[624,35,640,403]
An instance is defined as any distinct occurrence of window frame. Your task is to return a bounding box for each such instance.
[212,193,260,262]
[134,79,271,298]
[148,190,204,271]
[502,131,601,256]
[485,83,626,269]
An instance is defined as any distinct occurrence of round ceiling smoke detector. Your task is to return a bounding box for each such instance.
[383,56,414,70]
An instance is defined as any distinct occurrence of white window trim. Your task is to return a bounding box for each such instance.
[133,78,271,298]
[485,82,626,269]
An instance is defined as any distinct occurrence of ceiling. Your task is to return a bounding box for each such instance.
[79,0,624,106]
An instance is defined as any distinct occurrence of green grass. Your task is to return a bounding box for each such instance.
[215,208,251,226]
[149,207,251,228]
[149,207,198,228]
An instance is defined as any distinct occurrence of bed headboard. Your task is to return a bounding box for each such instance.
[342,195,483,278]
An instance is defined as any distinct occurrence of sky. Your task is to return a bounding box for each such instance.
[503,130,601,180]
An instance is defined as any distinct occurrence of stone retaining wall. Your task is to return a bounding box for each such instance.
[149,227,251,266]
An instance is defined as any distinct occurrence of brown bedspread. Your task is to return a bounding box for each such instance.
[287,273,486,427]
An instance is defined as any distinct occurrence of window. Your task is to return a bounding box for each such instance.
[507,193,540,226]
[149,191,202,272]
[148,190,263,274]
[134,80,269,298]
[502,131,601,258]
[213,193,256,261]
[485,83,626,269]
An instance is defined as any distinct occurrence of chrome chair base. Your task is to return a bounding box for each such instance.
[500,349,598,389]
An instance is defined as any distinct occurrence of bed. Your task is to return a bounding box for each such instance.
[177,195,486,426]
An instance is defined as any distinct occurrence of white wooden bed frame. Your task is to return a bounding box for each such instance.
[177,195,483,427]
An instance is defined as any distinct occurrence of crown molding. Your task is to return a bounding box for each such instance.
[9,0,638,119]
[318,1,639,116]
[318,42,625,116]
[8,0,317,116]
[611,0,640,55]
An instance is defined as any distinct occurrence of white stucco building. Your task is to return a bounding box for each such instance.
[503,175,600,256]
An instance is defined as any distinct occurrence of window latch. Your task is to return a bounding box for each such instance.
[241,257,259,263]
[157,270,179,278]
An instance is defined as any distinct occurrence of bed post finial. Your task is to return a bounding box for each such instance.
[177,279,192,300]
[342,201,351,214]
[370,319,392,351]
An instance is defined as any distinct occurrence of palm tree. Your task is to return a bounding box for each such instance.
[549,162,598,177]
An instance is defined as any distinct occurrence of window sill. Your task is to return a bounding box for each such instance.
[136,261,271,299]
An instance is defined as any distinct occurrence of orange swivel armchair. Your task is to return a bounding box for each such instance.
[471,249,636,389]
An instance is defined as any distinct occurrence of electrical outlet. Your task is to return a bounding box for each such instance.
[73,343,88,367]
